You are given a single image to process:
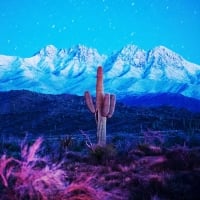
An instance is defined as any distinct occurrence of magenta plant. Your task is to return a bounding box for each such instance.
[0,137,67,200]
[0,154,20,187]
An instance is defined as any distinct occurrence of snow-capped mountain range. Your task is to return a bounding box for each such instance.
[0,44,200,100]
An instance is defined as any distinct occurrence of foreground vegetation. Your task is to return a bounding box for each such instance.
[0,131,200,200]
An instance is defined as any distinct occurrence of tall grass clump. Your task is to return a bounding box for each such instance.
[0,137,67,200]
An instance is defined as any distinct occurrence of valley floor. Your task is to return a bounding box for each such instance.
[0,131,200,200]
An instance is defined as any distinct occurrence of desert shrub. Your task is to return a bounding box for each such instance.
[67,139,86,152]
[89,144,117,165]
[142,130,164,146]
[111,134,136,158]
[165,147,190,170]
[64,151,88,163]
[137,144,163,156]
[164,131,187,147]
[188,148,200,168]
[165,171,200,200]
[0,137,67,200]
[63,183,100,200]
[127,173,170,200]
[165,146,200,170]
[187,134,200,147]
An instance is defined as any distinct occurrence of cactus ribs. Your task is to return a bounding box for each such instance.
[84,66,116,145]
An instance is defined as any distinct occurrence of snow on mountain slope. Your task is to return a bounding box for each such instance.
[0,44,200,99]
[146,46,200,82]
[103,45,200,99]
[104,45,146,78]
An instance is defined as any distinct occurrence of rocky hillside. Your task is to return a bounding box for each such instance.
[0,90,200,137]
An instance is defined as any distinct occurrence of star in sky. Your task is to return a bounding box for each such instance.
[0,0,200,64]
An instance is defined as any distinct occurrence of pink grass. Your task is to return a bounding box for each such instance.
[0,137,67,200]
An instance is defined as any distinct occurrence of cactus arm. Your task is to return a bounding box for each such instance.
[84,66,116,146]
[107,94,116,118]
[84,91,95,113]
[102,93,110,117]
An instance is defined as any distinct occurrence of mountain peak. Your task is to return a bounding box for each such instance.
[153,45,171,51]
[39,45,58,57]
[70,44,100,55]
[148,45,184,67]
[67,44,106,63]
[119,44,142,55]
[0,44,200,99]
[150,45,182,60]
[74,44,90,51]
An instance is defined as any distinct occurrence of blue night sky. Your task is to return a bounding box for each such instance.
[0,0,200,64]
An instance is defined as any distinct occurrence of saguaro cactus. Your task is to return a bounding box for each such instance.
[84,66,116,146]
